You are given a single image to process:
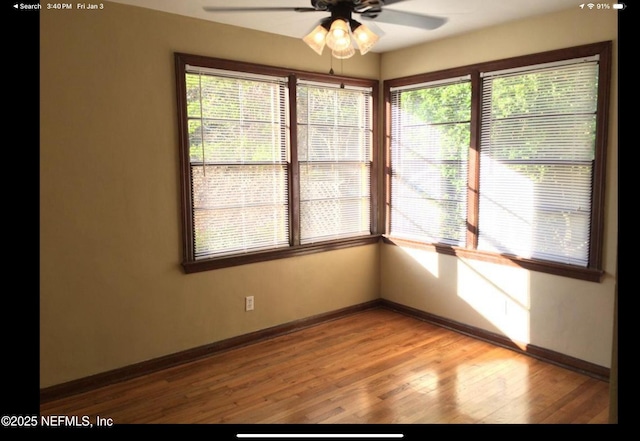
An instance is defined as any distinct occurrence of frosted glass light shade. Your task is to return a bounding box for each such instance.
[303,24,328,55]
[332,45,355,59]
[325,19,351,51]
[352,23,379,55]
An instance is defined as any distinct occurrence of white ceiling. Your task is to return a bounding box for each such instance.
[109,0,581,53]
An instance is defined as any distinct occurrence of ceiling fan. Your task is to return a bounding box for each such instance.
[202,0,448,58]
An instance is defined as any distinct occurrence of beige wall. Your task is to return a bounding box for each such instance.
[40,3,618,388]
[39,2,381,388]
[380,8,618,368]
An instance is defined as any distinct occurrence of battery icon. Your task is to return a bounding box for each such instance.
[613,3,625,9]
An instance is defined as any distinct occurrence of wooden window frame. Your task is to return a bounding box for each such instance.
[383,41,612,282]
[175,53,380,274]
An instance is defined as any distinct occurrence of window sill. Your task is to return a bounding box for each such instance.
[382,236,604,283]
[182,234,382,274]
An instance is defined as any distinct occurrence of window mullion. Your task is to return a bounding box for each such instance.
[467,70,482,249]
[288,74,301,247]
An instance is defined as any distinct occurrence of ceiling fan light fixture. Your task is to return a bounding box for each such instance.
[303,24,329,55]
[325,18,352,51]
[203,1,449,59]
[351,21,379,55]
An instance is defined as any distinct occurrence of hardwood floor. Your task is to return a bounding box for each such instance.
[39,308,611,424]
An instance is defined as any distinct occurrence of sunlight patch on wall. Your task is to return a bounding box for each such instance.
[457,258,530,345]
[400,245,440,278]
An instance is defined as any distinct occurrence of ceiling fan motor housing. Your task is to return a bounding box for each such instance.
[311,0,384,17]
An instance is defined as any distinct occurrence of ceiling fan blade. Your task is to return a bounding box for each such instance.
[361,9,447,30]
[203,7,319,13]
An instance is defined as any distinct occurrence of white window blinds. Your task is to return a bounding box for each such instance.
[477,58,599,266]
[297,81,373,244]
[185,67,290,259]
[389,78,471,246]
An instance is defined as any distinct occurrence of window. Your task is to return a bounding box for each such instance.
[185,66,290,259]
[297,81,373,244]
[176,54,378,273]
[389,76,471,246]
[385,42,611,281]
[478,59,600,267]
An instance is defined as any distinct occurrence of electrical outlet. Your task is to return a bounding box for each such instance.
[245,296,254,311]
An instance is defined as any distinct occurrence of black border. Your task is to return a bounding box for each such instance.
[614,0,626,426]
[4,2,40,417]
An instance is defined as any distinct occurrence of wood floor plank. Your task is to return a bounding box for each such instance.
[39,308,611,424]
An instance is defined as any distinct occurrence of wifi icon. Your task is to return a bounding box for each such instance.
[587,3,595,8]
